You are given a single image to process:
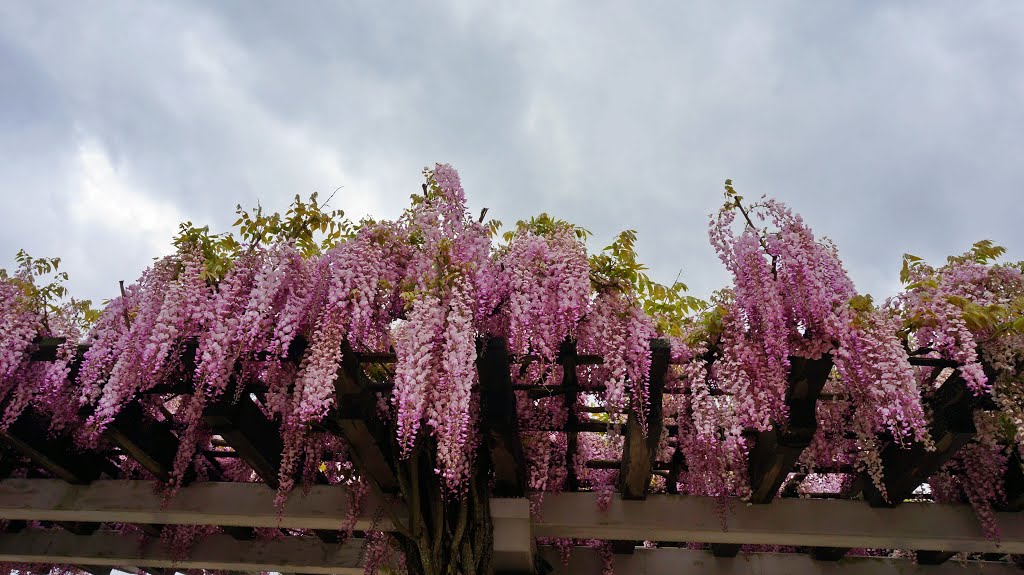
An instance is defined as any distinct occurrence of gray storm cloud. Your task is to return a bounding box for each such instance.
[1,1,1022,305]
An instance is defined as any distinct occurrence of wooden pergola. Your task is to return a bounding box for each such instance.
[0,336,1020,574]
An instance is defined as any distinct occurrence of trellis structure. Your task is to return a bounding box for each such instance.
[0,335,1021,574]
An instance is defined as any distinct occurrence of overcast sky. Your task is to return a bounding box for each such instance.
[1,1,1022,306]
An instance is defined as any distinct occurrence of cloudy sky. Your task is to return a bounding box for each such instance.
[1,1,1022,305]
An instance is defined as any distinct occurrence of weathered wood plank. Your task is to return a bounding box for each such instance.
[538,546,1020,575]
[0,479,400,531]
[0,530,365,575]
[533,492,1024,554]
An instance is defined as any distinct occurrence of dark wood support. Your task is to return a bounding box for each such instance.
[55,521,100,536]
[562,340,580,491]
[747,354,834,561]
[809,366,982,561]
[202,391,284,489]
[104,402,182,483]
[331,342,399,494]
[611,540,638,554]
[477,337,528,497]
[711,543,740,557]
[916,550,957,565]
[620,339,670,500]
[1002,451,1024,512]
[747,354,833,504]
[0,407,115,484]
[862,370,979,507]
[665,444,684,495]
[810,547,849,561]
[221,525,256,540]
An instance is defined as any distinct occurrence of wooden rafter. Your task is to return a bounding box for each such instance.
[331,341,400,494]
[203,389,284,489]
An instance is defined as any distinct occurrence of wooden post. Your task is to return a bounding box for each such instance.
[561,339,581,494]
[477,337,528,498]
[619,339,670,500]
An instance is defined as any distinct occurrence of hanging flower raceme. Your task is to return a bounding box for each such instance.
[577,290,656,428]
[896,249,1024,432]
[79,249,212,439]
[709,195,931,499]
[0,270,85,431]
[391,164,497,494]
[930,414,1011,541]
[0,275,38,385]
[291,224,407,427]
[895,245,1024,497]
[499,223,590,361]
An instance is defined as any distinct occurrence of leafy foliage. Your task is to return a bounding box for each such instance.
[174,192,353,282]
[0,250,99,331]
[589,230,706,336]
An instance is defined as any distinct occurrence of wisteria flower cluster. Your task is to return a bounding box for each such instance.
[2,169,1023,573]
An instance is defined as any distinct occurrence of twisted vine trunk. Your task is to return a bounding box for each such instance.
[391,443,494,575]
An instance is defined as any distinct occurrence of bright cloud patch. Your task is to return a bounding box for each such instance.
[70,139,183,257]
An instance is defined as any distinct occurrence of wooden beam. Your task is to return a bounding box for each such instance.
[619,340,670,500]
[536,546,1020,575]
[202,391,283,489]
[331,342,399,494]
[477,337,528,498]
[814,368,982,561]
[103,402,181,484]
[747,354,833,504]
[0,406,116,484]
[533,492,1024,554]
[6,479,1024,556]
[0,530,364,575]
[0,479,402,532]
[862,370,979,507]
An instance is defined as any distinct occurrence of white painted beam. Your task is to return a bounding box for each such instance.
[538,547,1020,575]
[0,530,363,574]
[0,478,403,531]
[534,492,1024,554]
